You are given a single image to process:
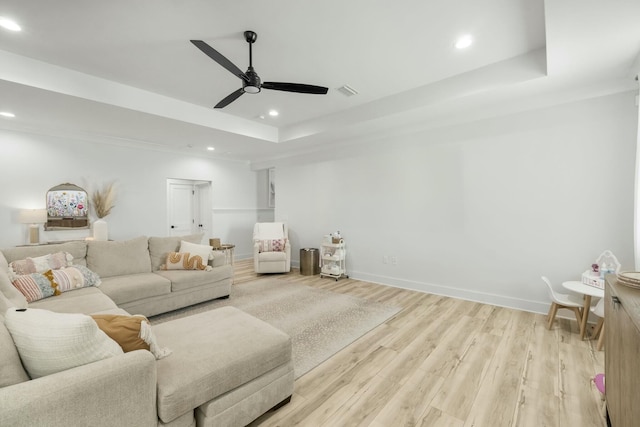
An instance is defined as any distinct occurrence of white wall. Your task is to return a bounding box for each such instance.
[0,130,265,258]
[276,91,638,313]
[1,91,636,313]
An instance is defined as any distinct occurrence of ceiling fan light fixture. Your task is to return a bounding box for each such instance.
[243,85,260,94]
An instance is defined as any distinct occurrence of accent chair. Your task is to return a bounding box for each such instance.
[253,222,291,274]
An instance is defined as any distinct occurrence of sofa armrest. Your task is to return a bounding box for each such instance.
[210,251,226,268]
[0,350,158,427]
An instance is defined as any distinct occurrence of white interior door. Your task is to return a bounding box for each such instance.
[195,182,212,237]
[167,181,195,236]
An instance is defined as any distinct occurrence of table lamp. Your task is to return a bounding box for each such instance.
[19,209,47,245]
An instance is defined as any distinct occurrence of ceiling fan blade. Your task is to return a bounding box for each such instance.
[262,82,328,95]
[190,40,249,82]
[215,88,244,108]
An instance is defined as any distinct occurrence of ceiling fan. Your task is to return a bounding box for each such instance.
[191,31,329,109]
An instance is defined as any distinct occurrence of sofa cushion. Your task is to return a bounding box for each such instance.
[2,241,87,266]
[4,307,123,379]
[0,313,30,387]
[30,287,119,314]
[87,236,151,278]
[153,306,292,424]
[257,251,288,262]
[148,233,204,271]
[155,266,233,292]
[98,273,171,305]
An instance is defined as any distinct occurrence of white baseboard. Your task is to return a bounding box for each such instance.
[264,262,561,318]
[343,270,551,315]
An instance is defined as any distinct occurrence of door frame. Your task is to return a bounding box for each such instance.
[166,178,212,237]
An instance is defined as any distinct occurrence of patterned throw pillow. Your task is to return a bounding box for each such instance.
[11,272,57,303]
[8,252,73,281]
[162,252,212,271]
[51,265,102,292]
[11,266,102,303]
[257,239,286,253]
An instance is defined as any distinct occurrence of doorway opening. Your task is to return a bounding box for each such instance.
[166,179,212,237]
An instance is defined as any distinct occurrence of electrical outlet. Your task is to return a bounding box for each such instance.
[391,256,397,265]
[383,256,388,264]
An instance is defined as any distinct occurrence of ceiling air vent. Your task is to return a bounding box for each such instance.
[337,84,358,97]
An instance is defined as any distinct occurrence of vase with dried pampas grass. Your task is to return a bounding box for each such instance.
[91,183,116,241]
[92,182,116,219]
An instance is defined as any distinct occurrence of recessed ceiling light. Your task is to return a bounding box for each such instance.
[0,17,21,32]
[268,110,279,117]
[455,35,473,49]
[207,146,215,151]
[0,112,15,118]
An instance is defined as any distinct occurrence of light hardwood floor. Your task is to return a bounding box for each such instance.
[232,259,606,427]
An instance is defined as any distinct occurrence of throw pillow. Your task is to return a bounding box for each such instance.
[179,240,213,261]
[91,314,171,359]
[8,252,73,281]
[11,272,58,303]
[11,266,102,302]
[163,252,212,271]
[4,307,123,379]
[257,239,286,253]
[148,233,204,271]
[50,265,102,292]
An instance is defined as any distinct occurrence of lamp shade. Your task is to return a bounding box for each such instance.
[19,209,47,224]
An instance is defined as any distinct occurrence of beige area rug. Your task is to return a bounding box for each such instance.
[150,278,401,378]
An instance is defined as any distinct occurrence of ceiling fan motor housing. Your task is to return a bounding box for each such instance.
[243,67,261,93]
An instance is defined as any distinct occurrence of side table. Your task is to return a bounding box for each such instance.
[213,244,235,284]
[213,244,235,266]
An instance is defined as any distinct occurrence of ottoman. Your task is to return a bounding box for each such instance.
[152,306,294,427]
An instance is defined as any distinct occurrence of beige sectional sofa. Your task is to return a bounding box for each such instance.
[0,235,294,427]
